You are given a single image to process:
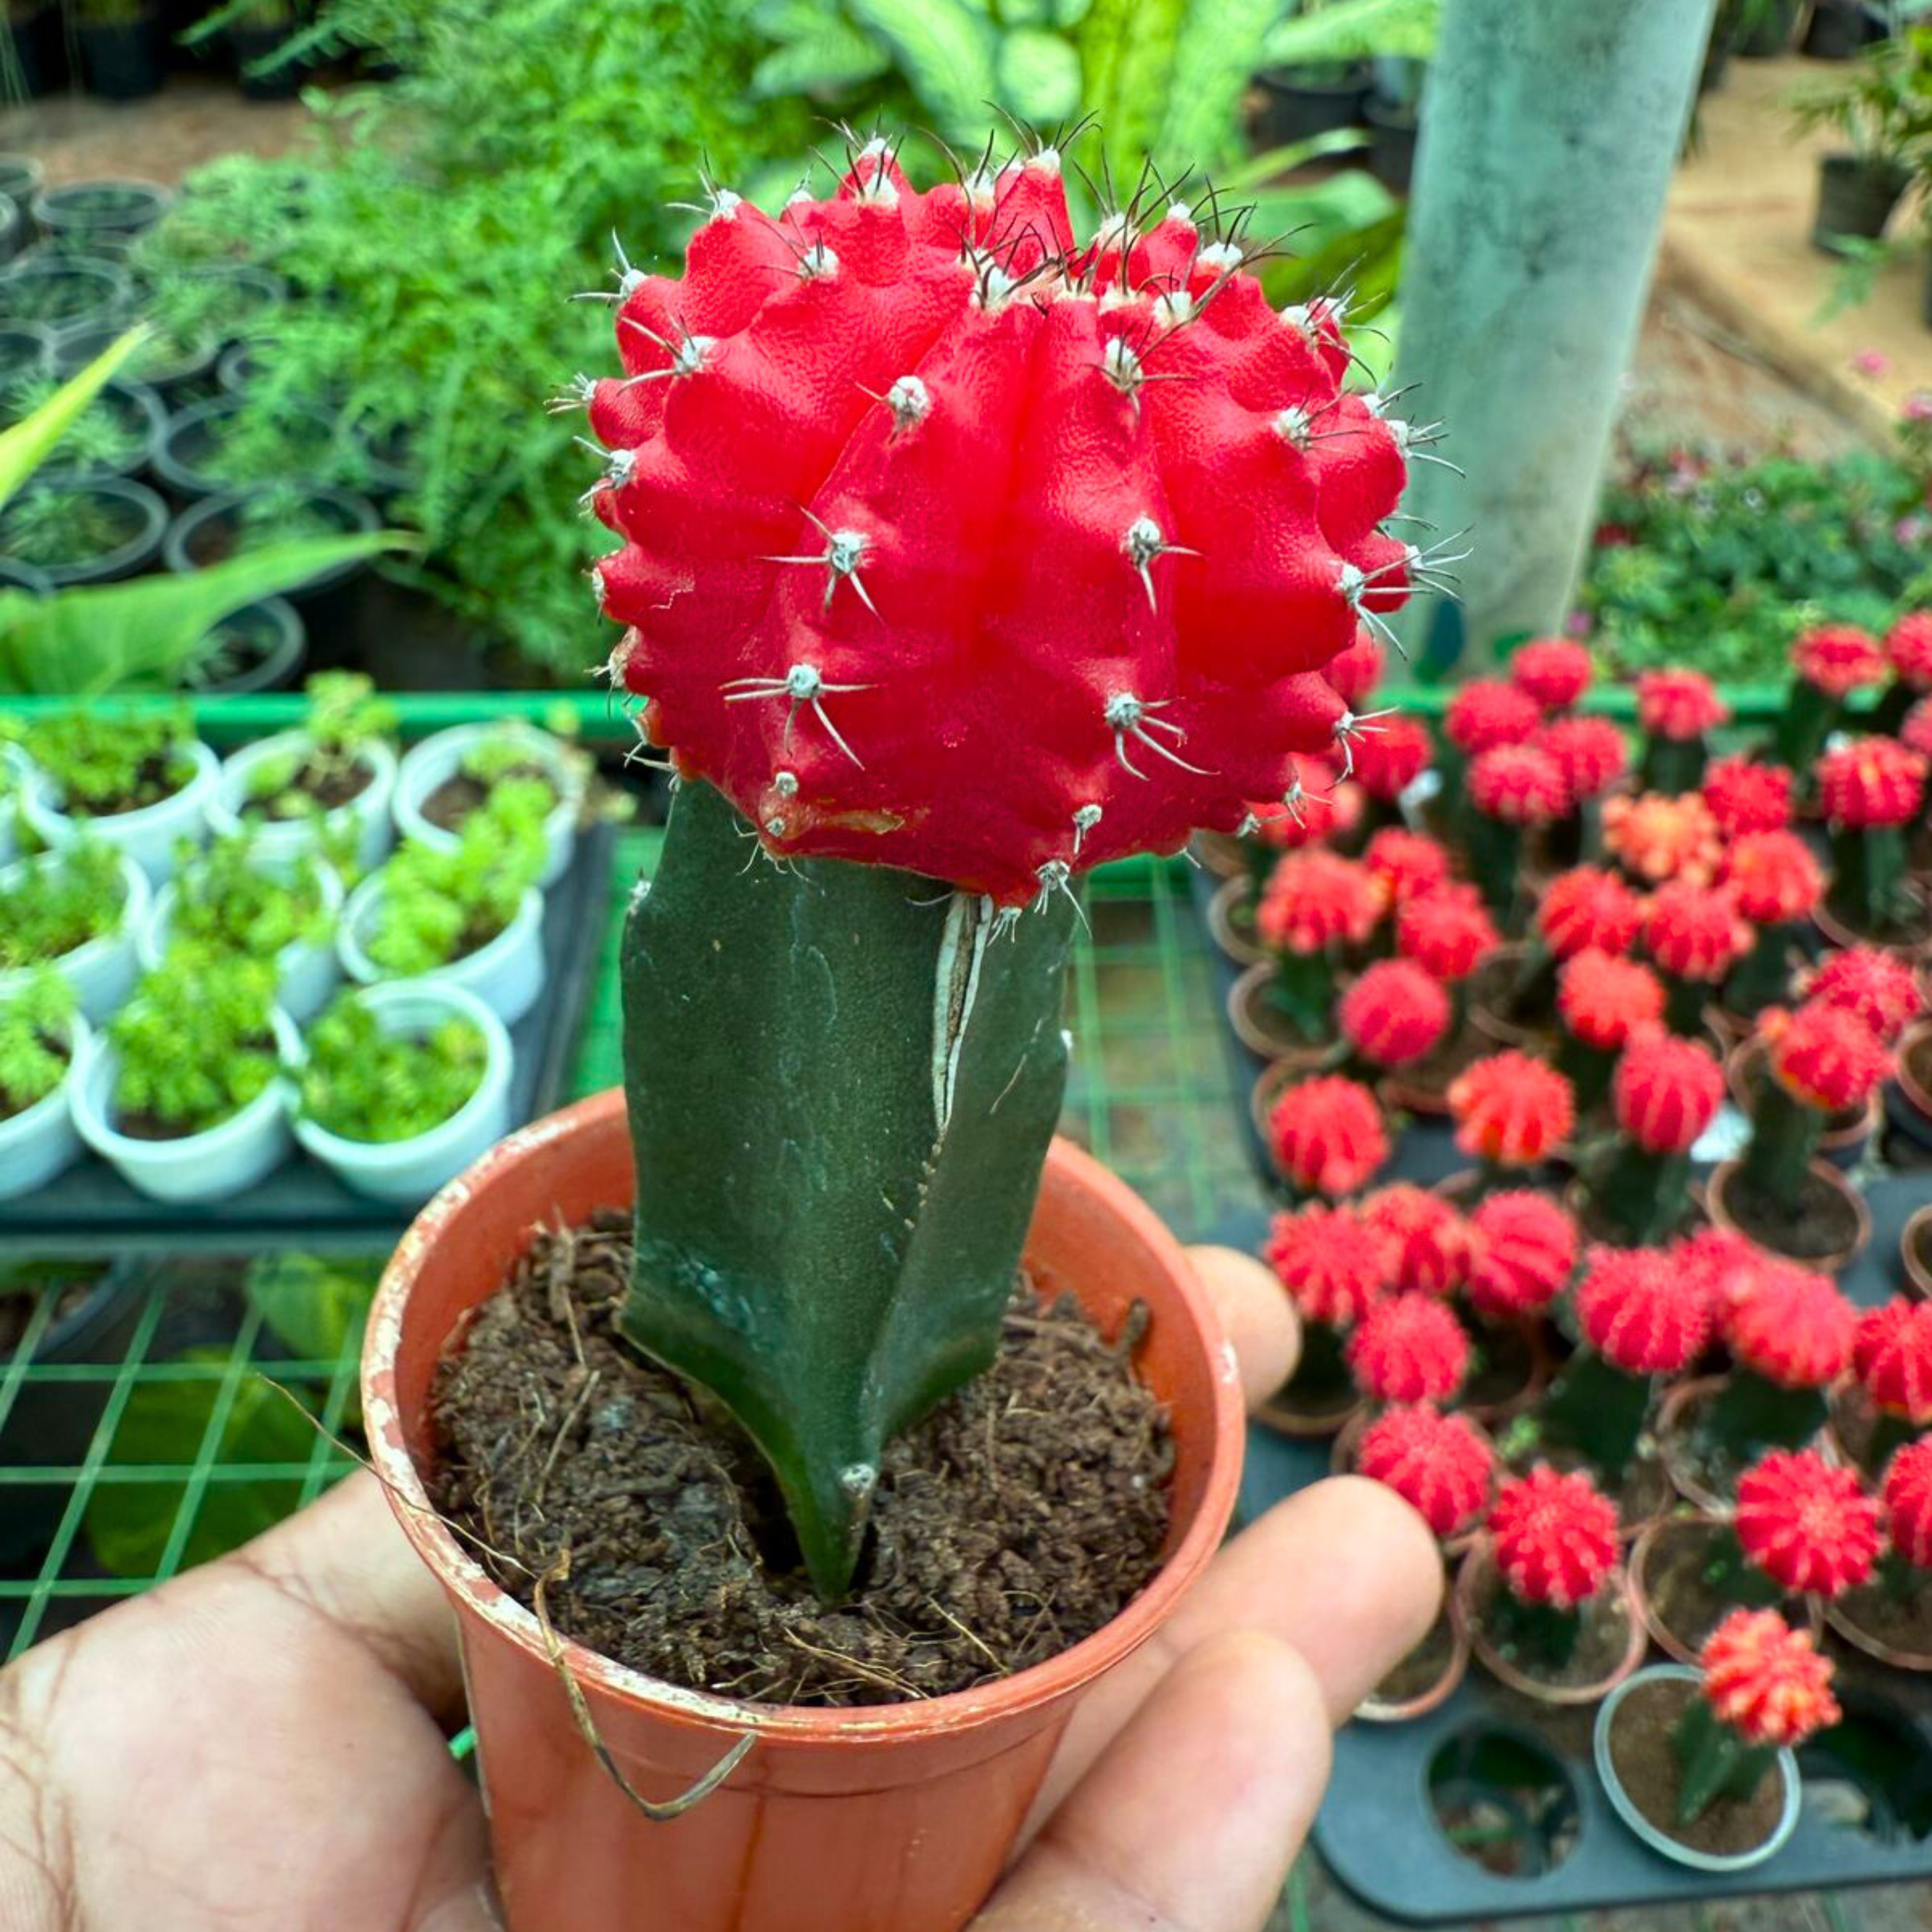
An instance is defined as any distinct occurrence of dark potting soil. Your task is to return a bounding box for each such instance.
[1721,1164,1862,1264]
[429,1212,1175,1709]
[1471,1555,1636,1691]
[1831,1574,1932,1658]
[246,755,374,822]
[421,763,556,835]
[1463,1315,1545,1416]
[1607,1674,1785,1857]
[72,750,186,817]
[1370,1602,1458,1706]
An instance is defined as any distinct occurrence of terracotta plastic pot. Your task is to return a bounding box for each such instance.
[1357,1593,1469,1724]
[1227,957,1340,1061]
[1457,1542,1646,1706]
[1824,1583,1932,1672]
[1705,1155,1871,1275]
[1726,1037,1877,1171]
[1902,1203,1932,1302]
[1887,1017,1932,1156]
[1627,1516,1825,1668]
[1207,875,1268,966]
[363,1089,1245,1932]
[1655,1374,1739,1519]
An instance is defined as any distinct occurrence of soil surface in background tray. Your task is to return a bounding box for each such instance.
[245,755,373,820]
[421,764,556,834]
[1606,1674,1784,1858]
[430,1211,1174,1708]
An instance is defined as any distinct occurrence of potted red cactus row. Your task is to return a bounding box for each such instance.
[1572,1030,1724,1246]
[1259,1069,1390,1202]
[1231,847,1383,1058]
[1815,733,1929,950]
[362,136,1421,1932]
[1595,1609,1834,1872]
[1709,997,1887,1272]
[1442,1049,1576,1199]
[1832,1297,1932,1477]
[1459,1465,1644,1705]
[1258,1200,1386,1435]
[1475,864,1639,1048]
[1827,1439,1932,1670]
[1635,669,1729,795]
[1717,831,1826,1024]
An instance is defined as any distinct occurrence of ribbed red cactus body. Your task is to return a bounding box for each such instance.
[1886,612,1932,690]
[1818,735,1927,831]
[1444,678,1540,754]
[1577,1244,1712,1373]
[1350,714,1433,802]
[1347,1291,1470,1404]
[1613,1032,1724,1155]
[1511,637,1593,712]
[591,145,1414,902]
[1764,999,1892,1111]
[1702,755,1792,837]
[1804,946,1922,1045]
[1266,1074,1388,1198]
[1538,716,1627,804]
[1449,1050,1575,1167]
[1397,883,1500,982]
[1364,828,1451,903]
[1676,1227,1771,1315]
[1468,743,1568,825]
[1262,1202,1386,1327]
[1465,1190,1578,1318]
[1358,1404,1494,1539]
[1488,1465,1620,1609]
[1635,669,1728,742]
[1558,947,1665,1051]
[1883,1438,1932,1568]
[1325,628,1385,708]
[1339,959,1451,1068]
[1792,622,1887,699]
[1256,849,1383,954]
[1735,1448,1880,1598]
[1537,866,1643,961]
[1722,831,1824,926]
[1643,882,1751,985]
[1726,1262,1855,1389]
[1360,1183,1473,1296]
[1854,1299,1932,1423]
[1700,1609,1840,1747]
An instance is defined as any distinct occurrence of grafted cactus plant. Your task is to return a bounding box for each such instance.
[571,133,1418,1596]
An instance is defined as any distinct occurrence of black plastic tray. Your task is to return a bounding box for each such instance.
[0,821,618,1255]
[1191,870,1932,1915]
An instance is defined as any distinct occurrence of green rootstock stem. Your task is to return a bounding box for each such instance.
[1672,1694,1778,1827]
[1739,1075,1823,1207]
[1591,1144,1693,1247]
[1283,1317,1350,1402]
[619,780,1075,1601]
[1507,940,1559,1026]
[1541,1348,1653,1480]
[1490,1589,1584,1670]
[1829,825,1911,941]
[1704,1368,1828,1461]
[1774,693,1842,775]
[1664,972,1713,1037]
[1557,1033,1617,1115]
[1867,1411,1921,1475]
[1700,1522,1781,1609]
[1269,949,1341,1045]
[1723,927,1797,1020]
[1466,813,1526,934]
[1641,736,1708,796]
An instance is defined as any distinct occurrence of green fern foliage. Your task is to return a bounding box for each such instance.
[0,971,77,1118]
[110,957,283,1137]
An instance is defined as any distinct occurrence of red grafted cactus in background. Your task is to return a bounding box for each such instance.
[1349,713,1433,804]
[1854,1299,1932,1424]
[1358,1403,1494,1539]
[1818,736,1927,943]
[1735,1449,1881,1598]
[1444,678,1540,755]
[1255,849,1384,955]
[1763,999,1893,1112]
[589,142,1418,904]
[1537,716,1628,805]
[1699,1609,1841,1748]
[1613,1031,1724,1156]
[1803,946,1922,1045]
[1465,1190,1578,1319]
[1338,959,1451,1070]
[1363,828,1451,903]
[1722,831,1824,927]
[1558,947,1665,1052]
[1887,612,1932,691]
[1793,623,1888,700]
[1359,1183,1473,1296]
[1510,637,1593,713]
[1883,1439,1932,1569]
[1702,755,1792,837]
[1537,866,1643,962]
[1905,695,1932,762]
[1643,884,1752,1029]
[1448,1051,1575,1168]
[1262,1202,1387,1327]
[1676,1227,1771,1315]
[1397,883,1500,983]
[1818,736,1928,832]
[1488,1465,1620,1609]
[1265,1073,1388,1198]
[1637,668,1728,791]
[1576,1244,1712,1374]
[1725,1262,1856,1390]
[1605,793,1723,888]
[1346,1291,1471,1404]
[1468,743,1568,825]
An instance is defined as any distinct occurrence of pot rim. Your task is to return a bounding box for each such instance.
[209,729,398,844]
[0,1009,89,1149]
[1627,1515,1826,1667]
[1823,1585,1932,1671]
[1457,1539,1646,1705]
[1207,875,1269,967]
[0,846,148,988]
[1356,1589,1469,1723]
[1593,1664,1801,1872]
[391,720,583,859]
[360,1090,1246,1745]
[1895,1017,1932,1124]
[139,844,344,976]
[337,868,543,990]
[1705,1155,1872,1274]
[1725,1035,1877,1151]
[1902,1202,1932,1303]
[21,736,218,841]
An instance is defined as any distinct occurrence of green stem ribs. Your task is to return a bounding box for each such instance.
[619,780,1076,1600]
[1739,1074,1822,1206]
[1541,1348,1653,1480]
[1672,1694,1776,1827]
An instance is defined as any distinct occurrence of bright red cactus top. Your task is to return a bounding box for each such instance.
[1249,756,1365,852]
[1357,1404,1494,1539]
[1603,792,1722,888]
[1468,742,1570,826]
[1263,1202,1386,1327]
[1792,622,1888,698]
[1725,1262,1856,1389]
[1396,883,1500,983]
[1346,1291,1471,1404]
[1882,1438,1932,1569]
[1448,1050,1575,1168]
[1349,714,1433,803]
[1702,754,1793,837]
[1266,1074,1388,1198]
[1700,1609,1841,1748]
[1817,734,1928,831]
[1538,716,1628,804]
[1721,830,1824,926]
[1803,945,1923,1045]
[1255,849,1384,955]
[1735,1449,1881,1598]
[1558,947,1665,1052]
[1465,1190,1579,1318]
[1675,1227,1772,1315]
[1577,1244,1713,1373]
[1360,1183,1473,1297]
[1636,668,1728,742]
[1364,828,1451,903]
[1642,882,1751,985]
[1444,678,1541,755]
[1511,637,1594,712]
[1536,865,1643,961]
[1613,1031,1724,1156]
[1488,1465,1620,1609]
[1339,959,1452,1069]
[1853,1299,1932,1423]
[1764,999,1893,1112]
[1325,628,1385,708]
[1886,612,1932,690]
[590,143,1413,902]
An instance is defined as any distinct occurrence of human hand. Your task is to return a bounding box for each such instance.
[0,1245,1440,1932]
